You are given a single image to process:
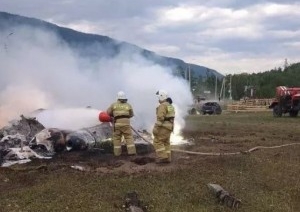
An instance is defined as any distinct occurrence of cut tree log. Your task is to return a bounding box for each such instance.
[207,183,241,209]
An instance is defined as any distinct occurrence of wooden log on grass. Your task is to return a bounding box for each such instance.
[207,183,241,209]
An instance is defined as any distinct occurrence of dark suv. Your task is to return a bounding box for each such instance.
[200,102,222,115]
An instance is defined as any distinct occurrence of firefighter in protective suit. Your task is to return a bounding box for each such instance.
[107,91,137,156]
[152,90,175,164]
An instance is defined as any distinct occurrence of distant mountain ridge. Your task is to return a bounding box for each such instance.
[0,11,223,78]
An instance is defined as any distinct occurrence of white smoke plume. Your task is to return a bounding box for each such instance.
[0,26,193,136]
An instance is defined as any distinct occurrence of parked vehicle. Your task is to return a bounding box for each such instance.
[269,86,300,117]
[200,102,222,115]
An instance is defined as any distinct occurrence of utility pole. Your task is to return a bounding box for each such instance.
[284,58,288,70]
[219,78,225,101]
[185,64,192,91]
[189,64,191,91]
[229,75,232,100]
[223,78,226,100]
[214,74,217,100]
[185,66,188,80]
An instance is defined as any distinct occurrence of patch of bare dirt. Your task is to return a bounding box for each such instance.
[5,149,192,176]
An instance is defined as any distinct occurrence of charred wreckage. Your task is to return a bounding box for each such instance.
[0,112,154,167]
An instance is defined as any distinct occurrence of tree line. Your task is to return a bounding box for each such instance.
[175,62,300,101]
[228,62,300,100]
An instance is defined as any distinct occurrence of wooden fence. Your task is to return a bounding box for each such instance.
[226,98,274,112]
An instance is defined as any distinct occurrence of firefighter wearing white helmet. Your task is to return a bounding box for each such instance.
[106,91,136,156]
[152,90,175,164]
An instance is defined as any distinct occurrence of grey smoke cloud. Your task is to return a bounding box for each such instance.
[0,26,193,131]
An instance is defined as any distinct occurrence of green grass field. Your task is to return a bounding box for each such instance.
[0,112,299,212]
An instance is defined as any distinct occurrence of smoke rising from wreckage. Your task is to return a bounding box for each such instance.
[0,112,154,167]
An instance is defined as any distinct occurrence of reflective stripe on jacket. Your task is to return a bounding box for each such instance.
[155,101,175,130]
[107,100,133,126]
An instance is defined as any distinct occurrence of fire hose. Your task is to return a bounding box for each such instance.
[100,113,300,156]
[131,126,300,156]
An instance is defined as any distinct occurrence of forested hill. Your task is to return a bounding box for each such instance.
[228,63,300,100]
[0,11,222,78]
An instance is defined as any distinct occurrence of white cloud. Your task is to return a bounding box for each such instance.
[198,26,262,40]
[261,3,300,16]
[185,49,299,75]
[0,0,300,75]
[162,6,197,22]
[145,44,180,55]
[282,41,300,48]
[269,30,300,39]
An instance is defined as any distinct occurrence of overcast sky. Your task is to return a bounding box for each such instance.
[1,0,300,75]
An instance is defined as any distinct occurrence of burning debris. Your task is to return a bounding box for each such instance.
[0,115,47,166]
[1,146,52,167]
[0,112,154,167]
[29,128,71,153]
[0,115,45,143]
[207,183,241,209]
[0,133,26,149]
[66,123,113,151]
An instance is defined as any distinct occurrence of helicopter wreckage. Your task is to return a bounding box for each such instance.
[0,113,154,167]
